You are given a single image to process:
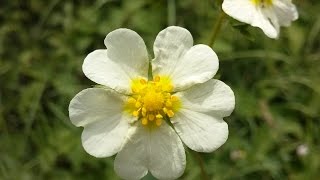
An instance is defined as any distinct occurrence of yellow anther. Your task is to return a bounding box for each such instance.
[128,97,136,104]
[132,110,139,117]
[167,110,174,117]
[156,114,163,119]
[142,107,147,116]
[163,107,168,113]
[135,101,142,108]
[142,107,147,113]
[156,118,162,126]
[140,79,147,84]
[166,85,173,92]
[166,100,172,107]
[171,95,179,102]
[155,85,162,92]
[148,114,155,121]
[141,118,148,125]
[154,75,160,82]
[132,87,139,93]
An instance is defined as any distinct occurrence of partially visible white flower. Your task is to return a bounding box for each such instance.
[230,149,246,161]
[222,0,298,38]
[296,144,309,157]
[69,26,235,179]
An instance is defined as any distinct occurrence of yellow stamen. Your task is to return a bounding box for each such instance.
[167,110,174,118]
[154,75,160,82]
[171,95,179,102]
[156,118,162,126]
[142,107,147,113]
[141,107,147,117]
[141,118,148,125]
[133,110,139,117]
[135,101,142,108]
[166,100,172,107]
[132,87,139,93]
[156,114,163,119]
[163,107,168,113]
[148,114,155,121]
[124,75,181,128]
[140,79,147,84]
[128,97,136,104]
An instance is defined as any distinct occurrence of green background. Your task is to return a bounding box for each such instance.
[1,0,319,179]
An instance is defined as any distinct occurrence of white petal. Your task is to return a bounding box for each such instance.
[69,88,125,127]
[81,115,130,157]
[152,26,219,91]
[222,0,279,38]
[172,109,229,152]
[253,8,279,38]
[114,123,186,180]
[114,125,148,180]
[148,124,186,179]
[68,88,132,157]
[222,0,257,25]
[263,8,281,36]
[153,26,193,66]
[273,0,298,27]
[171,79,234,152]
[176,79,235,118]
[83,29,149,94]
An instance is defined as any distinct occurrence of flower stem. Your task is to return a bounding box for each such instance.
[167,0,176,26]
[193,151,209,180]
[208,10,226,47]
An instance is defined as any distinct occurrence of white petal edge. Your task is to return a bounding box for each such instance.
[272,0,298,27]
[153,26,219,91]
[83,28,149,94]
[172,109,229,153]
[176,79,235,118]
[68,88,132,157]
[153,26,193,67]
[114,123,186,180]
[258,9,280,38]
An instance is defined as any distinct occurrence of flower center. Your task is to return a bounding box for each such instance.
[125,75,181,127]
[143,91,164,111]
[251,0,273,7]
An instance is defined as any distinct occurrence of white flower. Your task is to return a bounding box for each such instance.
[222,0,298,38]
[296,144,309,157]
[69,26,235,180]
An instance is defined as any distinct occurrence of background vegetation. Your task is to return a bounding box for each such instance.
[1,0,319,179]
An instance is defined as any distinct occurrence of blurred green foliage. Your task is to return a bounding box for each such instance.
[1,0,319,179]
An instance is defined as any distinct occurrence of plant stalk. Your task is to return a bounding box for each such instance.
[208,10,226,47]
